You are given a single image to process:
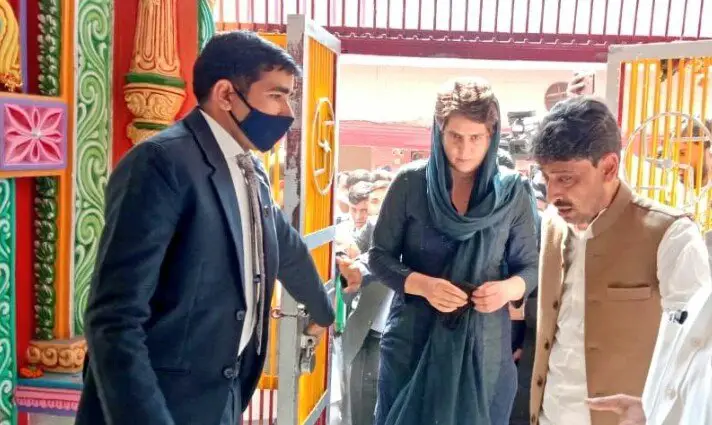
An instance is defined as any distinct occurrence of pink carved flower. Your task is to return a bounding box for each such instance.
[4,104,63,164]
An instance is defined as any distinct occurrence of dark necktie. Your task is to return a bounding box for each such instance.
[235,153,266,355]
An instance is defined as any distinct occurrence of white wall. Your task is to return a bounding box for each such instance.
[337,56,608,124]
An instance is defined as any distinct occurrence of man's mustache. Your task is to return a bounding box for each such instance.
[553,200,573,209]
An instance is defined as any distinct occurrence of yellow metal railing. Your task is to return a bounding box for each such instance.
[620,57,712,230]
[251,31,337,423]
[298,36,337,422]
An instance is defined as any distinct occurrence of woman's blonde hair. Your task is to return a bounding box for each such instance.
[434,77,499,134]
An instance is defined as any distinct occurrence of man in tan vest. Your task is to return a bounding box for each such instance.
[528,96,710,425]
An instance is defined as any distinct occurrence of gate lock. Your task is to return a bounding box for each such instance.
[270,304,318,375]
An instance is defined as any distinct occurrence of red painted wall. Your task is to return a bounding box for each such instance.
[111,0,139,166]
[14,178,34,371]
[176,1,198,118]
[112,0,198,165]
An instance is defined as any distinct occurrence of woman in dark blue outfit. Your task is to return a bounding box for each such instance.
[369,78,539,425]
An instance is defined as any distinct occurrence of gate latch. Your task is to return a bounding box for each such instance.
[270,305,317,374]
[299,334,317,374]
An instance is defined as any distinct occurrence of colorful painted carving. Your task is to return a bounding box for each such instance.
[198,0,216,51]
[33,177,57,341]
[0,178,17,425]
[73,0,112,335]
[0,101,66,169]
[124,0,185,144]
[0,0,22,92]
[26,338,86,374]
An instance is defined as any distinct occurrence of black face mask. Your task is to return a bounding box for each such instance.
[228,86,294,152]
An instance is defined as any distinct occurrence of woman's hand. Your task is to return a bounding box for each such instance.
[472,276,526,313]
[405,273,468,312]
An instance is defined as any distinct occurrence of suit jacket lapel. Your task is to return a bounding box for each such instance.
[183,108,245,285]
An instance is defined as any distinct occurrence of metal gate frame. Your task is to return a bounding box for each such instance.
[604,39,712,224]
[278,14,341,425]
[605,40,712,121]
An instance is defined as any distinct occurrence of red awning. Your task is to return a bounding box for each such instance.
[339,121,431,149]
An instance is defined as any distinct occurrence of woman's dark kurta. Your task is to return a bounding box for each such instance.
[369,161,539,425]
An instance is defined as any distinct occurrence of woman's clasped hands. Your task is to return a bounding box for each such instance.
[406,273,526,313]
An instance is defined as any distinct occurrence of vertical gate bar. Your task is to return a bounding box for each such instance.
[602,0,610,35]
[555,0,562,34]
[281,0,285,25]
[632,0,640,35]
[279,14,309,425]
[526,0,531,33]
[587,0,593,34]
[680,0,689,37]
[311,0,315,19]
[625,61,639,181]
[573,0,580,33]
[616,0,624,36]
[661,58,674,206]
[649,0,656,37]
[236,0,241,27]
[664,0,671,37]
[495,0,500,33]
[450,0,454,31]
[639,60,650,198]
[402,0,407,29]
[686,59,697,202]
[418,0,423,30]
[374,0,378,28]
[538,0,545,34]
[434,0,439,30]
[509,0,515,35]
[701,60,710,229]
[266,0,270,25]
[671,59,687,205]
[465,0,470,31]
[249,0,255,29]
[649,60,663,203]
[342,0,346,26]
[327,0,331,26]
[479,0,484,32]
[357,0,362,29]
[697,0,704,38]
[387,0,392,31]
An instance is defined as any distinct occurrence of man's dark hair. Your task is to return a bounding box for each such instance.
[371,180,390,191]
[193,31,300,104]
[348,181,373,205]
[532,97,621,165]
[371,169,393,182]
[497,148,515,170]
[346,169,371,188]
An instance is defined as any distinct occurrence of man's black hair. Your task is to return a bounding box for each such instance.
[346,169,371,188]
[348,181,373,205]
[497,148,515,170]
[193,31,301,104]
[532,96,621,165]
[371,169,393,182]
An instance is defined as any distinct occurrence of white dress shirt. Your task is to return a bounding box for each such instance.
[201,111,255,355]
[539,217,709,425]
[642,285,712,425]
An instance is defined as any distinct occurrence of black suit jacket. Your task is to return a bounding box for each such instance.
[75,109,335,425]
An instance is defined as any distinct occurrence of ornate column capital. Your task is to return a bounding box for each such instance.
[124,0,186,144]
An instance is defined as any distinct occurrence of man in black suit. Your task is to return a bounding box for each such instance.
[75,31,334,425]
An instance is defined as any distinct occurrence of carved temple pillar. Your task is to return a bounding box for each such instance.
[124,0,186,144]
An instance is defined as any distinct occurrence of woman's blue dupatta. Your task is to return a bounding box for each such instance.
[383,104,529,425]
